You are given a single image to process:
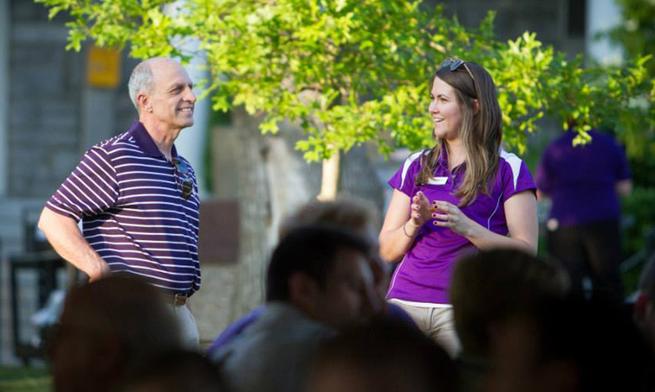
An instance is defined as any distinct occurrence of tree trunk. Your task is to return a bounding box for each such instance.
[317,151,340,201]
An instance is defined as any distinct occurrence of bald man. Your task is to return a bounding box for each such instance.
[39,58,201,345]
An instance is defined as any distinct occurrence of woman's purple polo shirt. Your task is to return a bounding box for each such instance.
[387,148,536,304]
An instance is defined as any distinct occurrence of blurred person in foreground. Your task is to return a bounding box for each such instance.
[486,296,653,392]
[449,248,569,392]
[119,349,226,392]
[207,197,414,356]
[50,274,184,392]
[307,317,456,392]
[379,58,537,356]
[210,225,381,392]
[536,127,632,304]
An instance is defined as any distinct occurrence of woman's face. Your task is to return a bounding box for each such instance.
[429,76,463,141]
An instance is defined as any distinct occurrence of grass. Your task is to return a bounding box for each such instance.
[0,366,51,392]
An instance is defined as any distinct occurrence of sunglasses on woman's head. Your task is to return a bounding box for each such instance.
[173,158,193,200]
[439,58,476,83]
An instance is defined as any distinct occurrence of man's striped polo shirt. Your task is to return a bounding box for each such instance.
[46,121,201,295]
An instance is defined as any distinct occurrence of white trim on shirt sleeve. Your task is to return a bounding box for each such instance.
[400,150,425,189]
[500,149,522,191]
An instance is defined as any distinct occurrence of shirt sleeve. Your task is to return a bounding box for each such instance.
[45,147,119,221]
[387,151,423,197]
[501,157,537,204]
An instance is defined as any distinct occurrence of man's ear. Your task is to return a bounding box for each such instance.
[288,272,320,317]
[137,93,151,113]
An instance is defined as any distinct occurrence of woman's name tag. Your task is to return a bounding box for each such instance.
[427,176,448,185]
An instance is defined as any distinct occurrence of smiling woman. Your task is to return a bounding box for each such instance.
[378,58,538,355]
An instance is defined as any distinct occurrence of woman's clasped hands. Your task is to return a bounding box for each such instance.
[408,191,475,236]
[431,200,474,236]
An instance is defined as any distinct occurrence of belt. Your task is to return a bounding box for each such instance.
[161,292,190,306]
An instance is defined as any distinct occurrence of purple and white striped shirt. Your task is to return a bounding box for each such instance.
[46,121,201,295]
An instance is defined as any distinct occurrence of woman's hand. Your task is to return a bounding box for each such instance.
[431,200,474,236]
[408,191,433,229]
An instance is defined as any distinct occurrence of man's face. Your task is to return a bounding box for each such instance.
[313,248,380,329]
[146,60,196,131]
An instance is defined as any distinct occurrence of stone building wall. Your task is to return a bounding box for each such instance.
[430,0,586,54]
[6,1,139,199]
[8,0,83,198]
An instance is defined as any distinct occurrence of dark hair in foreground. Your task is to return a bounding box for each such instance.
[266,225,372,302]
[533,297,652,392]
[50,274,182,392]
[309,317,457,392]
[119,349,227,392]
[450,248,569,356]
[279,196,380,239]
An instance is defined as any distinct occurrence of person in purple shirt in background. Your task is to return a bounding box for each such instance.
[536,128,632,304]
[379,58,538,356]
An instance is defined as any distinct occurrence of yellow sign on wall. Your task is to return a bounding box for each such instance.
[87,46,121,88]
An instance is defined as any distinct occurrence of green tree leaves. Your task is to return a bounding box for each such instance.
[36,0,654,160]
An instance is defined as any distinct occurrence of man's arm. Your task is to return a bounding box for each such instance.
[38,208,109,281]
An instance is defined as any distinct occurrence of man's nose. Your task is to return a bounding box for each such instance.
[185,87,196,103]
